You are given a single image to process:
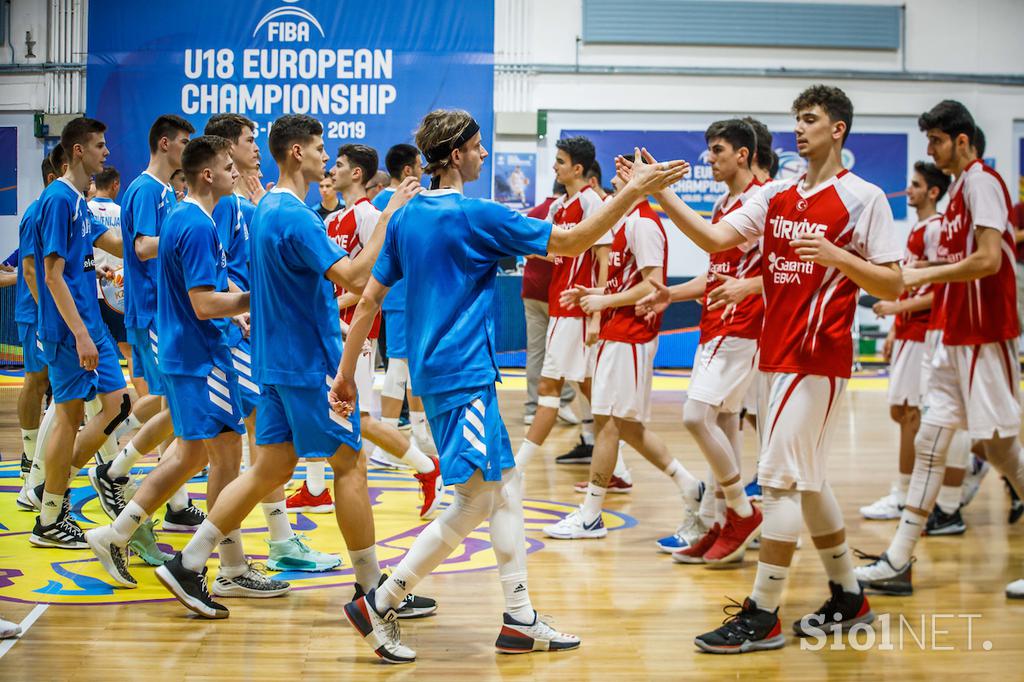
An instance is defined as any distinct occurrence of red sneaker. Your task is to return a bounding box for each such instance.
[573,476,633,494]
[704,506,763,564]
[672,523,721,564]
[286,482,334,513]
[414,456,445,519]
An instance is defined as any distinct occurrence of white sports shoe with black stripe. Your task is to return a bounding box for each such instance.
[211,563,291,598]
[495,611,581,654]
[85,525,137,587]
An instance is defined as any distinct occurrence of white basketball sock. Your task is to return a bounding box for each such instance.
[305,461,326,496]
[40,491,63,525]
[580,483,606,524]
[181,519,225,573]
[21,428,38,464]
[722,479,753,517]
[349,545,383,594]
[261,501,293,542]
[750,561,788,612]
[886,509,926,567]
[401,441,435,474]
[167,484,190,512]
[409,410,430,445]
[817,542,860,594]
[664,458,701,508]
[218,529,248,578]
[515,440,540,469]
[935,480,962,515]
[111,500,148,544]
[108,443,143,479]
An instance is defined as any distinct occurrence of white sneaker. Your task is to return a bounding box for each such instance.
[557,405,580,425]
[543,509,607,539]
[1007,578,1024,599]
[523,413,535,426]
[212,563,291,598]
[344,588,416,664]
[368,448,408,471]
[85,526,137,588]
[961,455,990,507]
[495,611,581,653]
[860,486,905,520]
[0,617,21,639]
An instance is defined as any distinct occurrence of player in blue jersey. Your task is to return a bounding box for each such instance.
[204,113,339,573]
[98,114,207,534]
[15,149,63,509]
[88,135,288,598]
[154,114,430,620]
[334,109,688,663]
[372,143,435,464]
[28,117,130,549]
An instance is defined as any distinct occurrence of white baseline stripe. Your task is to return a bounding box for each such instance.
[0,604,49,659]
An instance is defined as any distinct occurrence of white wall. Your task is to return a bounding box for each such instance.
[495,0,1024,274]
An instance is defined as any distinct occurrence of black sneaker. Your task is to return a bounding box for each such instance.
[853,549,914,596]
[694,597,786,654]
[354,574,438,619]
[792,581,874,636]
[29,514,88,549]
[163,502,207,532]
[154,553,228,619]
[88,461,130,521]
[1005,477,1023,525]
[924,505,966,536]
[20,452,30,478]
[555,436,592,465]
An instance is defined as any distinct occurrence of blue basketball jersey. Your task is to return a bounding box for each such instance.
[15,199,40,326]
[121,172,176,329]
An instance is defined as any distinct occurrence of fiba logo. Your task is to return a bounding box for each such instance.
[777,148,856,180]
[253,0,325,42]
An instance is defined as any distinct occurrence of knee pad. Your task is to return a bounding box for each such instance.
[760,487,802,544]
[103,394,132,435]
[944,430,971,469]
[381,358,408,400]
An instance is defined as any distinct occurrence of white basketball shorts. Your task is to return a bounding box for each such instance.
[591,338,658,422]
[687,336,759,414]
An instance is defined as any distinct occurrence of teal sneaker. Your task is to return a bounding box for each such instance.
[266,534,341,572]
[128,520,174,566]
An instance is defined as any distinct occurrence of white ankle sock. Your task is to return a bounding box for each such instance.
[261,501,293,542]
[501,572,534,623]
[108,443,143,479]
[409,410,429,444]
[750,561,788,612]
[181,519,225,572]
[401,441,434,474]
[886,509,926,567]
[935,482,962,515]
[112,500,148,544]
[715,494,727,526]
[515,440,539,469]
[817,542,860,593]
[217,529,248,577]
[21,428,38,463]
[40,491,63,525]
[722,479,753,517]
[349,545,382,594]
[167,484,190,512]
[305,461,326,496]
[580,483,606,524]
[613,444,629,479]
[123,413,143,433]
[665,459,701,507]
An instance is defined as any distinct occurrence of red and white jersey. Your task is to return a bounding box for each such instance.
[724,169,901,378]
[922,214,946,332]
[700,178,765,343]
[937,160,1018,346]
[325,197,382,339]
[547,185,609,318]
[893,214,941,342]
[600,200,668,344]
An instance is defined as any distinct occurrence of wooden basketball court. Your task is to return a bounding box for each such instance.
[0,374,1021,680]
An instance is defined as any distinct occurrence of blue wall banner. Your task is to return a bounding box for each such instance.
[562,129,908,220]
[0,127,16,216]
[493,152,536,211]
[87,0,495,198]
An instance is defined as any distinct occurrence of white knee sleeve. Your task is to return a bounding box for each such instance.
[945,430,971,469]
[381,358,409,401]
[906,423,954,511]
[800,482,845,537]
[760,487,802,544]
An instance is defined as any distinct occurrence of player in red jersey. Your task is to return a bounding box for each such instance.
[860,162,949,521]
[625,85,903,652]
[543,170,702,540]
[856,101,1024,599]
[325,144,444,520]
[515,137,610,470]
[638,120,765,562]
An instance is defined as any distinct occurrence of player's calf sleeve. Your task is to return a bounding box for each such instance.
[490,471,534,621]
[905,423,954,512]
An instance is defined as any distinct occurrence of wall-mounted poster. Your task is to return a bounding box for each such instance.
[494,152,535,211]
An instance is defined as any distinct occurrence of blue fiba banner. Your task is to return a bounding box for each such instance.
[86,0,495,198]
[562,129,908,220]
